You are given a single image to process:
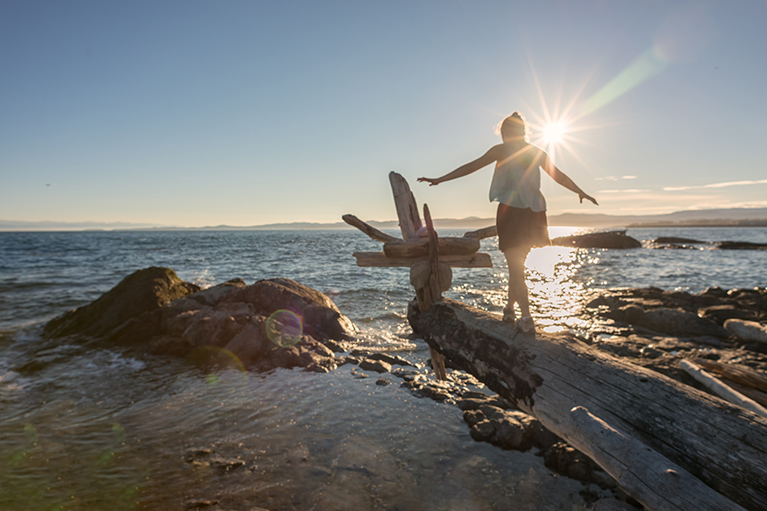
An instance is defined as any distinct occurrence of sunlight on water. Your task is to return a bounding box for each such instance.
[526,246,591,333]
[353,322,418,353]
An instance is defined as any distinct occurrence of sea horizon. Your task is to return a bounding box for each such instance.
[3,206,767,232]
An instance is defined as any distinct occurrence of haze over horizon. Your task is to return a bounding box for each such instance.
[3,1,767,227]
[4,206,767,232]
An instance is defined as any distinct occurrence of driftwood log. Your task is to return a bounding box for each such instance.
[341,214,398,243]
[408,299,767,511]
[680,360,767,418]
[352,251,492,268]
[692,358,767,407]
[383,237,480,258]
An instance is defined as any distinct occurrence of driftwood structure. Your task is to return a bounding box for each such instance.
[344,172,493,380]
[408,300,767,511]
[345,172,767,510]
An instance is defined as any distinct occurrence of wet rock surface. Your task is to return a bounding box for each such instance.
[581,286,767,387]
[43,267,357,373]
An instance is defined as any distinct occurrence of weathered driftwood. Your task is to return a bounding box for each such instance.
[693,358,767,392]
[463,225,497,240]
[724,318,767,344]
[408,299,767,511]
[721,380,767,408]
[387,173,447,379]
[353,251,492,268]
[680,360,767,418]
[342,214,398,243]
[692,358,767,407]
[411,204,447,380]
[389,172,424,240]
[565,406,746,511]
[383,237,480,258]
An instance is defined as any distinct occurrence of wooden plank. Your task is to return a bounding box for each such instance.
[565,406,746,511]
[408,298,767,511]
[353,251,492,268]
[680,360,767,418]
[389,172,423,240]
[463,225,497,240]
[693,358,767,393]
[383,237,480,258]
[342,214,399,243]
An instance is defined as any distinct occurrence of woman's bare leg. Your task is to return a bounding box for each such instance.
[504,246,531,317]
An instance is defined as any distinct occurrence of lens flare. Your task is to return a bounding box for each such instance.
[541,121,566,146]
[266,310,303,347]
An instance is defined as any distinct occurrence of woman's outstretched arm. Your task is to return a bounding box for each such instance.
[542,154,598,205]
[418,145,502,186]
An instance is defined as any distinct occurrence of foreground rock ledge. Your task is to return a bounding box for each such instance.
[44,267,356,372]
[408,298,767,511]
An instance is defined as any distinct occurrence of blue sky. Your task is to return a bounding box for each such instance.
[2,0,766,227]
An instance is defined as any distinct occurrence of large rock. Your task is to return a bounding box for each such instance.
[606,305,727,338]
[221,278,356,341]
[44,268,356,373]
[717,241,767,250]
[551,231,642,249]
[44,267,199,339]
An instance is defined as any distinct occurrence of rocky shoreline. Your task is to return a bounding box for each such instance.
[41,267,767,511]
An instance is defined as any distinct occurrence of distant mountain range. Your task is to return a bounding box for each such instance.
[3,207,767,231]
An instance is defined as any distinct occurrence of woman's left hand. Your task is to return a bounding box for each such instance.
[579,193,598,205]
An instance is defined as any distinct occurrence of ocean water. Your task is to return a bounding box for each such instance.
[1,227,766,510]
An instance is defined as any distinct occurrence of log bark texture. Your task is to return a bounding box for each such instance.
[408,299,767,511]
[564,406,746,511]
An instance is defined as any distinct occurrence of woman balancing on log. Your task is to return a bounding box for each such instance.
[418,112,598,333]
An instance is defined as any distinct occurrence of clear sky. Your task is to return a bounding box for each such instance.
[2,0,766,227]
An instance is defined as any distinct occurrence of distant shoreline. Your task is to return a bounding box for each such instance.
[4,222,767,233]
[3,207,767,232]
[626,221,767,228]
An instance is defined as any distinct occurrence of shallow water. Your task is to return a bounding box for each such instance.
[1,227,766,510]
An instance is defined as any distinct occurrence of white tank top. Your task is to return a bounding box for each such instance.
[489,158,547,212]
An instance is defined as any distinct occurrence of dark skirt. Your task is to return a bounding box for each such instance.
[496,203,551,252]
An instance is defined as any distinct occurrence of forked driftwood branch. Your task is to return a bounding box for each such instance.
[341,214,398,243]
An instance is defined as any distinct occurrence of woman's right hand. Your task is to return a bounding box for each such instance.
[417,177,440,186]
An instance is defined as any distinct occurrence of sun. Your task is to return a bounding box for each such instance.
[540,121,567,146]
